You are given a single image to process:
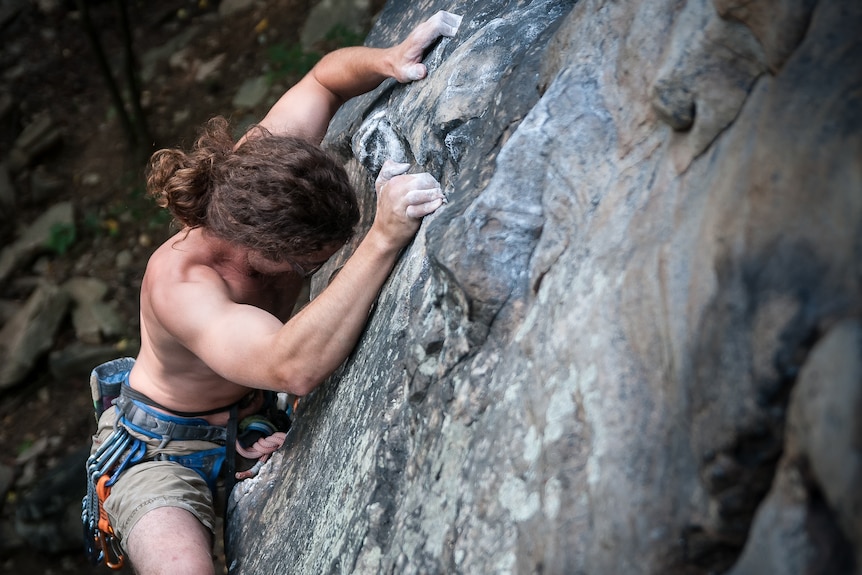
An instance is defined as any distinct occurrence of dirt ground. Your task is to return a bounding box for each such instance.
[0,0,367,572]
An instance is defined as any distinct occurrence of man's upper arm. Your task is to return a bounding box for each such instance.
[151,268,285,389]
[256,74,343,143]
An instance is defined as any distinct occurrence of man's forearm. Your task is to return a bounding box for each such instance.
[310,46,395,103]
[309,11,461,104]
[272,228,401,394]
[268,164,444,395]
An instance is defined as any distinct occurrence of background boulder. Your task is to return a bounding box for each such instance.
[228,0,861,573]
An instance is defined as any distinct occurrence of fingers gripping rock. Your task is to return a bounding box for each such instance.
[404,65,427,82]
[376,160,411,192]
[404,184,443,206]
[397,11,463,83]
[432,10,463,38]
[411,10,463,52]
[404,172,440,192]
[402,173,444,219]
[376,160,445,225]
[406,194,444,219]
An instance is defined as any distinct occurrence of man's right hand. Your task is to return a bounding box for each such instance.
[372,159,445,250]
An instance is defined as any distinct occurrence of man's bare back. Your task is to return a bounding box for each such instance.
[129,227,309,424]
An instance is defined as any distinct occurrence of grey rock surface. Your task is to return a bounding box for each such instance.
[728,319,861,574]
[0,200,74,284]
[0,161,14,211]
[228,0,861,573]
[232,76,272,111]
[7,113,62,174]
[64,276,123,344]
[15,446,90,554]
[0,281,69,390]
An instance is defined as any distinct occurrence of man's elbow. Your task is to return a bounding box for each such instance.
[270,363,324,397]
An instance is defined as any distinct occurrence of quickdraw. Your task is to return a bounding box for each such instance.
[82,425,146,570]
[96,476,123,569]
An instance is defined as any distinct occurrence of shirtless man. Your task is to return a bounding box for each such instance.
[87,11,462,574]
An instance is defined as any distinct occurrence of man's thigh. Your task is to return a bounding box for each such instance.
[103,459,217,547]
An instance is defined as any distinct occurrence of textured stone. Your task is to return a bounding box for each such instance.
[218,0,257,18]
[7,113,62,174]
[62,276,124,344]
[0,161,14,211]
[232,76,270,110]
[0,282,70,389]
[0,201,74,283]
[228,0,862,573]
[15,446,90,553]
[728,320,861,575]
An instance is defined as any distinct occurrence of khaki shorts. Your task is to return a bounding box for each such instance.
[91,408,223,546]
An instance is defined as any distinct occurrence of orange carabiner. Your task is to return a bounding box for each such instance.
[98,530,125,570]
[95,474,125,570]
[96,474,113,534]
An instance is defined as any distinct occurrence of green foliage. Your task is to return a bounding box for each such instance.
[265,23,366,85]
[81,208,117,240]
[16,438,33,457]
[46,222,77,255]
[128,180,173,230]
[323,23,365,48]
[147,208,172,230]
[266,43,321,83]
[82,211,102,235]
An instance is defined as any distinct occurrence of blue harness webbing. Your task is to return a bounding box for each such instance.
[113,390,230,491]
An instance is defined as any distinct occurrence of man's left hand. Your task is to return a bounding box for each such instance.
[390,10,463,83]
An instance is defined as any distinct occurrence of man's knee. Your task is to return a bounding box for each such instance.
[125,507,215,575]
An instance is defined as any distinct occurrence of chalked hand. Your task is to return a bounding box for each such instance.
[373,159,444,248]
[391,11,464,83]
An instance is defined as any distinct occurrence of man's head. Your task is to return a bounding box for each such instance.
[147,117,360,262]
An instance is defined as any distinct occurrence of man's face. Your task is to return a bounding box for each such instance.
[246,247,338,278]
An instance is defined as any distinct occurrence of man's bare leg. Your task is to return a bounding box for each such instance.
[125,507,215,575]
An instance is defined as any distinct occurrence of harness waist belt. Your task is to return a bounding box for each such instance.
[120,382,246,417]
[116,387,228,445]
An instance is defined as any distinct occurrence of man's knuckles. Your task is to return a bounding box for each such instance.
[405,198,444,219]
[405,187,442,205]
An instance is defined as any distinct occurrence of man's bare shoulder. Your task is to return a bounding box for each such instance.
[142,229,238,318]
[146,229,230,284]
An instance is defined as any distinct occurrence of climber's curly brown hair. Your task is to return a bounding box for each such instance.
[146,116,359,261]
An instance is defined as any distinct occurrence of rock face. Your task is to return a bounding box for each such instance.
[228,0,861,573]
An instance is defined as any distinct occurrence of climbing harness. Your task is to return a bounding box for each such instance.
[82,358,292,570]
[114,390,234,491]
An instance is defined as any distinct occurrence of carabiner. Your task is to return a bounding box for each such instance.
[87,426,129,470]
[98,531,125,570]
[94,432,132,478]
[107,438,147,486]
